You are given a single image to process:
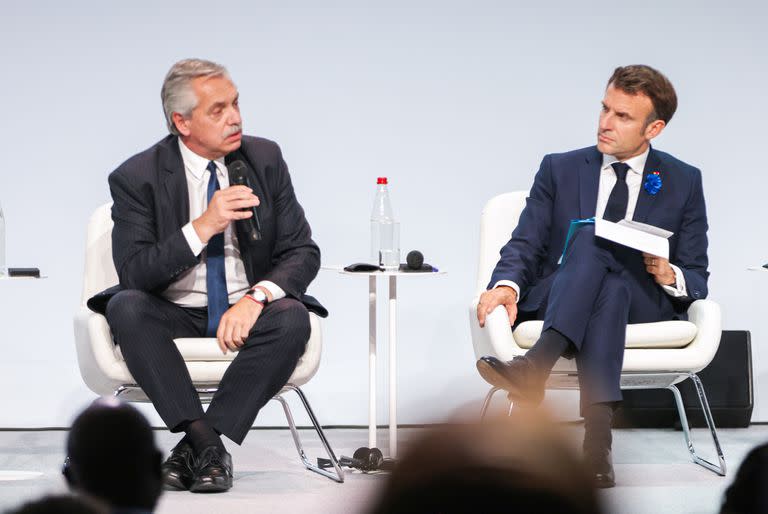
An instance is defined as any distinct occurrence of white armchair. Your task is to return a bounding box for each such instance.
[73,203,344,482]
[468,192,726,476]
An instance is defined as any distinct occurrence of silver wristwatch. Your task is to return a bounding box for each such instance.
[247,288,269,304]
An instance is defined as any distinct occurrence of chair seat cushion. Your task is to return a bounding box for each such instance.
[513,320,698,349]
[115,338,236,362]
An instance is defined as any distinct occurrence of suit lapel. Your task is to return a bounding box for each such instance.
[159,136,190,230]
[579,147,602,219]
[225,149,266,201]
[632,147,662,223]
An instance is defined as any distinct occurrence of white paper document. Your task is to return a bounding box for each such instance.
[594,218,673,259]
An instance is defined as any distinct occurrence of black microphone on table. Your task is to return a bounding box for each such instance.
[400,250,437,272]
[344,250,437,273]
[227,160,262,241]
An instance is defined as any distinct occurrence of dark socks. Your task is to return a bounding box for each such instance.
[182,418,225,454]
[583,402,615,454]
[525,328,572,374]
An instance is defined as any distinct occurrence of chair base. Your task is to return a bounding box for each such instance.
[479,371,726,476]
[273,385,345,483]
[113,383,345,483]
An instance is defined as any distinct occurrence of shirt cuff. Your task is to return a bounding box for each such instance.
[254,280,286,301]
[661,264,688,298]
[181,222,205,256]
[492,280,520,303]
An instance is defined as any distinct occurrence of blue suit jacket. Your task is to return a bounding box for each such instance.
[489,146,709,316]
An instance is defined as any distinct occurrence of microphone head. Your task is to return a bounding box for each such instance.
[227,160,249,185]
[406,250,424,270]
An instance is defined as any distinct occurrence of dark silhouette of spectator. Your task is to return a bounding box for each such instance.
[367,410,603,514]
[5,494,108,514]
[63,399,163,513]
[720,442,768,514]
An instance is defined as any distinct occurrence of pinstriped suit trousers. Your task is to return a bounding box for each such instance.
[105,289,310,445]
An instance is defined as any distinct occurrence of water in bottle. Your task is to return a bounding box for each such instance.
[370,177,400,270]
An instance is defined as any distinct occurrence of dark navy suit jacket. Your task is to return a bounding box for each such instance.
[489,145,708,319]
[88,135,326,317]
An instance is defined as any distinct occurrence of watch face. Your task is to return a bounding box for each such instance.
[250,290,268,303]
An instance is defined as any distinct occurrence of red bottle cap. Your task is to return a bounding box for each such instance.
[377,177,388,185]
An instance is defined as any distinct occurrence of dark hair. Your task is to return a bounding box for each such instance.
[720,443,768,513]
[608,65,678,125]
[65,400,163,510]
[367,413,603,514]
[7,494,108,514]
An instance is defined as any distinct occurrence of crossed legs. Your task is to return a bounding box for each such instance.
[478,225,662,487]
[106,291,310,492]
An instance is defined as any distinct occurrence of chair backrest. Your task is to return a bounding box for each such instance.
[81,203,118,305]
[474,192,528,295]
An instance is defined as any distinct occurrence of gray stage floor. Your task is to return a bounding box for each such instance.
[0,425,765,514]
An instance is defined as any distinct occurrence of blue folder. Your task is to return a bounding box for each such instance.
[559,218,595,264]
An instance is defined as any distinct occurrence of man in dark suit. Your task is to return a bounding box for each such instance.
[89,59,324,493]
[475,65,709,488]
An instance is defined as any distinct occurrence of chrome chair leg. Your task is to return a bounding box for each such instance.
[275,385,344,483]
[667,374,726,476]
[480,386,502,419]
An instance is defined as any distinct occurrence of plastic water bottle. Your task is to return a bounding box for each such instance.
[370,177,400,270]
[0,201,5,277]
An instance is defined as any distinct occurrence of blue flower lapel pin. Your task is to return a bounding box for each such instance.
[644,171,662,195]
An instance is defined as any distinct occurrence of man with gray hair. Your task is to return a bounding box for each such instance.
[88,58,325,493]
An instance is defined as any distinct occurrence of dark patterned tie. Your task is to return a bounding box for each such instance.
[603,162,630,222]
[205,161,229,336]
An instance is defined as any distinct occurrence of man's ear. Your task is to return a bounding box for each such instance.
[645,119,666,141]
[172,112,191,137]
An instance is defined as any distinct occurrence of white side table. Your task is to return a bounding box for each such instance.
[325,267,445,458]
[0,274,45,481]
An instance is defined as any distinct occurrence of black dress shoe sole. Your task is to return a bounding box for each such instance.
[190,479,233,493]
[162,474,191,491]
[476,358,531,402]
[477,359,513,390]
[594,475,616,488]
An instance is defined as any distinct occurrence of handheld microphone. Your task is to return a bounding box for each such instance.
[227,160,262,241]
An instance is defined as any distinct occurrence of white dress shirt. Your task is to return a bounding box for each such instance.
[494,148,687,301]
[161,139,285,308]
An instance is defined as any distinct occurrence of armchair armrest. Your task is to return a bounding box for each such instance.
[468,297,525,362]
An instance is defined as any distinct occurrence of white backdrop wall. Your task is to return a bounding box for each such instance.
[1,0,766,429]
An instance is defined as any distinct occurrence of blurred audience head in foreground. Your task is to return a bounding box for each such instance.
[368,409,603,514]
[64,398,163,513]
[720,442,768,514]
[6,494,108,514]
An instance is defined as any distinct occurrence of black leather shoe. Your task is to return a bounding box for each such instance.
[162,441,197,491]
[586,449,615,488]
[190,446,233,493]
[476,355,546,405]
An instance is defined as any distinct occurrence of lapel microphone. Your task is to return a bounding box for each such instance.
[227,160,262,241]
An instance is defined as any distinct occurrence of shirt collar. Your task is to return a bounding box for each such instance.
[601,147,650,176]
[178,138,226,180]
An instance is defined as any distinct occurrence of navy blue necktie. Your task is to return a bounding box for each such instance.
[205,161,229,336]
[603,162,630,222]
